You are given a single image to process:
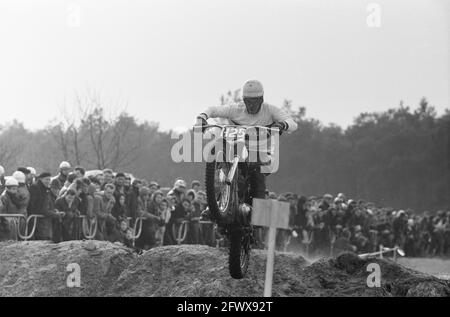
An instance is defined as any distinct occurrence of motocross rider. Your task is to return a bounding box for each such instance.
[195,79,298,208]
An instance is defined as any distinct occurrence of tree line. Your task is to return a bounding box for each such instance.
[0,91,448,212]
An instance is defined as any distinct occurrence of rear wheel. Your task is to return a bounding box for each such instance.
[229,226,250,279]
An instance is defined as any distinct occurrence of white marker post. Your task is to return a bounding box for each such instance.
[252,198,290,297]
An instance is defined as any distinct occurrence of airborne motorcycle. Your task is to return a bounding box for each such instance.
[195,124,279,279]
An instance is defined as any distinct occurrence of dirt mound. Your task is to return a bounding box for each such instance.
[0,241,449,297]
[0,240,135,297]
[109,245,309,297]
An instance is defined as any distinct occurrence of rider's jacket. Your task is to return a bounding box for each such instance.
[200,102,298,133]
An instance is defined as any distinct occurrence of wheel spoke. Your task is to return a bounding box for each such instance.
[214,162,230,213]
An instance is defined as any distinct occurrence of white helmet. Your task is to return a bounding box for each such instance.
[5,176,19,187]
[12,171,26,184]
[243,80,264,98]
[0,165,4,176]
[59,161,71,169]
[337,193,346,201]
[174,179,187,188]
[27,167,37,175]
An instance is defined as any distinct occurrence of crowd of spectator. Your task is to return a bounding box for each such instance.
[281,192,450,258]
[0,162,210,249]
[1,162,449,258]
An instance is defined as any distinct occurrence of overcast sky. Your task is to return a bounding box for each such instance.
[0,0,448,132]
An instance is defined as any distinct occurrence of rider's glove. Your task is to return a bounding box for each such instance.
[271,121,288,135]
[195,114,208,132]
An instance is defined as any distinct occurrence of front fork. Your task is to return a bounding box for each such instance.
[226,156,240,185]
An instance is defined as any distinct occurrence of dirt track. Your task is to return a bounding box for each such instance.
[397,258,450,280]
[0,241,449,297]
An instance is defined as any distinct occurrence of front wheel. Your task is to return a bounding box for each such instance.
[205,161,234,223]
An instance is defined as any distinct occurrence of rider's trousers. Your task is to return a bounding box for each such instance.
[246,163,266,205]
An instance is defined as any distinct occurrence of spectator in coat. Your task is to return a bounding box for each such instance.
[80,178,91,208]
[349,207,368,233]
[112,172,126,217]
[319,194,333,211]
[28,172,63,240]
[154,198,171,246]
[124,175,132,192]
[26,166,36,188]
[74,179,96,240]
[49,178,64,243]
[188,191,205,244]
[52,161,71,193]
[55,189,80,241]
[192,191,207,216]
[136,186,159,249]
[148,190,164,215]
[168,198,191,244]
[59,172,77,197]
[167,179,187,204]
[126,179,142,221]
[112,194,128,222]
[0,177,21,240]
[12,171,30,215]
[393,210,408,247]
[96,183,119,242]
[294,196,308,227]
[171,198,191,224]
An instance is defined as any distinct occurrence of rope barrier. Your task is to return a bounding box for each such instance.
[80,215,98,240]
[172,220,189,245]
[0,214,44,241]
[125,216,144,247]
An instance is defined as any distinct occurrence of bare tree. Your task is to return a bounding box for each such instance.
[48,88,146,170]
[82,107,109,169]
[47,102,86,166]
[71,89,146,170]
[0,121,27,168]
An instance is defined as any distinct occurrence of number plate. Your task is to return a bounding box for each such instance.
[223,127,246,139]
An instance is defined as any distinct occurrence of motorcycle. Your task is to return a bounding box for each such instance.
[195,123,279,279]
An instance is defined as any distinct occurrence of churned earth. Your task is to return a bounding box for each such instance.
[0,241,449,297]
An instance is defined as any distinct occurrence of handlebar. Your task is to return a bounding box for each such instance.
[193,124,280,133]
